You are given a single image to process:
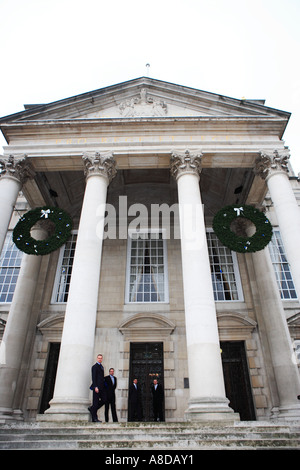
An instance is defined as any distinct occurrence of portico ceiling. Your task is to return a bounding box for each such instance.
[25,166,255,225]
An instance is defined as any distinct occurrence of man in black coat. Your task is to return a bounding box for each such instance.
[151,379,164,421]
[104,368,118,422]
[88,354,107,422]
[128,378,142,421]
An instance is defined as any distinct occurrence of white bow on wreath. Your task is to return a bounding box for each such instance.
[40,209,51,219]
[233,207,244,216]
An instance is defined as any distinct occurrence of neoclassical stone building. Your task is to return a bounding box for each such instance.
[0,77,300,423]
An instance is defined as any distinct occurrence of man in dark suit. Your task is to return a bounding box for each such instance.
[88,354,107,422]
[128,378,142,421]
[104,368,118,422]
[151,379,164,421]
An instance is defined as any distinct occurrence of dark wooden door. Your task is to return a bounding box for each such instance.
[221,341,256,421]
[129,342,164,421]
[39,343,60,414]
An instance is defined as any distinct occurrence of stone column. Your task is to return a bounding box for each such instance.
[0,155,35,253]
[171,149,238,421]
[44,152,116,420]
[251,244,300,420]
[0,224,48,422]
[254,150,300,298]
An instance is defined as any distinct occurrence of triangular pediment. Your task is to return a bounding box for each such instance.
[0,77,290,124]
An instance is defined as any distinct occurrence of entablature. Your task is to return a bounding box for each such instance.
[3,147,287,173]
[0,115,288,142]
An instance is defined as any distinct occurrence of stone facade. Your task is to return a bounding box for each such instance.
[0,78,300,423]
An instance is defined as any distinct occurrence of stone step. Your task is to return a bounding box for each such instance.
[1,432,299,442]
[0,421,299,450]
[0,428,299,439]
[0,437,299,450]
[0,421,297,432]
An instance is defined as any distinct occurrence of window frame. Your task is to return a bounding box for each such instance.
[206,228,244,302]
[269,228,297,300]
[51,231,78,304]
[0,231,23,304]
[125,228,169,304]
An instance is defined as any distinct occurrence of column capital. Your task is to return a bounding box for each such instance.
[0,155,35,185]
[254,150,290,180]
[82,151,117,183]
[170,149,203,180]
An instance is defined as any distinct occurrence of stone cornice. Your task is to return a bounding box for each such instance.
[0,115,288,129]
[118,313,175,338]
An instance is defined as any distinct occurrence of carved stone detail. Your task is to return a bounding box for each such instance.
[119,88,167,117]
[254,150,290,180]
[170,149,203,180]
[0,155,35,184]
[82,151,117,183]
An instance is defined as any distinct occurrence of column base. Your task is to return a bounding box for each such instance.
[184,397,240,422]
[271,404,300,422]
[42,397,91,422]
[0,407,24,423]
[37,413,90,423]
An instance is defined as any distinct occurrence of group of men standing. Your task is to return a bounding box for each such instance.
[88,354,118,423]
[88,354,164,423]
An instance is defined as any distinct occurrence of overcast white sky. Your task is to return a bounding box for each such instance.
[1,0,299,172]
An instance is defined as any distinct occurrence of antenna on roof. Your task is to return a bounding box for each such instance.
[146,63,150,76]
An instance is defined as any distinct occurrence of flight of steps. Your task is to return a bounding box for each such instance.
[0,421,300,450]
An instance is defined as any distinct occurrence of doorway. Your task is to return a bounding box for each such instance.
[39,342,60,414]
[129,342,164,421]
[221,341,256,420]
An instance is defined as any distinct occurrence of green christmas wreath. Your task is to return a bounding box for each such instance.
[13,206,72,255]
[212,205,273,253]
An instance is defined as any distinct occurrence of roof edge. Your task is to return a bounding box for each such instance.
[0,76,291,125]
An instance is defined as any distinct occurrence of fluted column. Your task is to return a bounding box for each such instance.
[0,155,35,253]
[44,152,116,420]
[254,150,300,298]
[0,223,48,422]
[250,244,300,420]
[253,150,300,420]
[171,149,238,421]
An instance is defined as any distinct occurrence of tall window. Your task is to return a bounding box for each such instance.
[52,232,77,303]
[0,232,23,303]
[269,230,297,300]
[126,230,168,303]
[207,230,243,301]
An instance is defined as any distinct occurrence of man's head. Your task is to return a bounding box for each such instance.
[97,354,103,363]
